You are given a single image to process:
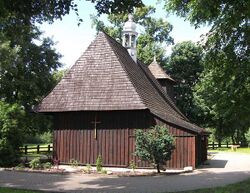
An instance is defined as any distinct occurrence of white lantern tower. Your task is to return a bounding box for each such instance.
[122,14,138,62]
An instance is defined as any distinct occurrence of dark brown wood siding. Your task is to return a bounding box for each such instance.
[154,117,197,169]
[53,110,199,169]
[53,110,154,167]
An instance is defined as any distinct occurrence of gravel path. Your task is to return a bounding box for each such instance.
[1,152,250,193]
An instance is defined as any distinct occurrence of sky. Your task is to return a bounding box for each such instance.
[38,1,210,69]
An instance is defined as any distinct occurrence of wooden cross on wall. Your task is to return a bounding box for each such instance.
[91,114,101,139]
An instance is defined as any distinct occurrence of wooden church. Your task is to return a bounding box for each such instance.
[36,15,208,169]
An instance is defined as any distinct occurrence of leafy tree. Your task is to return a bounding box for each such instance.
[166,0,250,142]
[194,50,250,145]
[0,0,144,26]
[0,101,25,166]
[91,5,174,64]
[166,41,205,124]
[135,125,175,173]
[245,128,250,144]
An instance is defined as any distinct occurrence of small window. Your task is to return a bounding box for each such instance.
[125,34,129,47]
[131,35,136,48]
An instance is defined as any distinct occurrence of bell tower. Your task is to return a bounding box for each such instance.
[122,14,138,62]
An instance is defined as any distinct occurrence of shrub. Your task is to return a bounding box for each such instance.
[96,155,102,172]
[0,102,25,167]
[101,168,107,174]
[82,164,92,174]
[69,159,79,167]
[29,157,41,169]
[245,128,250,144]
[129,160,136,173]
[135,125,175,173]
[40,131,53,144]
[15,162,25,170]
[43,162,52,169]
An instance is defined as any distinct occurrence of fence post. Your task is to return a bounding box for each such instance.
[25,145,28,155]
[212,142,215,150]
[48,145,51,153]
[227,142,229,148]
[37,145,40,154]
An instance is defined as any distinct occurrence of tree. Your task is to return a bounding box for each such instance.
[194,50,250,145]
[166,41,205,124]
[91,5,174,64]
[135,125,175,173]
[0,0,144,26]
[0,101,25,166]
[166,0,250,141]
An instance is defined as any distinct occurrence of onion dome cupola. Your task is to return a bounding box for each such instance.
[122,14,138,62]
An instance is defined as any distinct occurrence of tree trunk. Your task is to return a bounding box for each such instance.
[217,118,223,148]
[231,135,235,145]
[156,163,160,173]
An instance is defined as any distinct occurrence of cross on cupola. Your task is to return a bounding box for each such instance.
[122,14,138,62]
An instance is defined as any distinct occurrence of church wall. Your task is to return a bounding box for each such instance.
[53,110,154,167]
[52,110,200,169]
[154,117,197,169]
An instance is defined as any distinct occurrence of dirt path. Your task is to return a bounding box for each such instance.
[1,152,250,193]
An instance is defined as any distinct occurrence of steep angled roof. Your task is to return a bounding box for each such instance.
[148,59,175,82]
[35,32,147,112]
[35,32,204,133]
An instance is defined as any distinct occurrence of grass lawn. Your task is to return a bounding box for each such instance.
[0,187,42,193]
[209,147,250,154]
[179,177,250,193]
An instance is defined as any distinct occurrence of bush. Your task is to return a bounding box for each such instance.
[24,131,52,144]
[69,159,79,167]
[245,128,250,144]
[0,139,17,167]
[0,101,25,167]
[129,160,136,173]
[43,162,52,169]
[135,125,175,173]
[82,164,92,174]
[29,157,41,169]
[96,155,102,172]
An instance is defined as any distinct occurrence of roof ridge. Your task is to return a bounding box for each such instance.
[137,60,188,120]
[101,32,148,109]
[102,32,185,120]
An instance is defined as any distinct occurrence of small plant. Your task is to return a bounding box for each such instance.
[82,164,92,174]
[53,158,60,169]
[29,157,41,169]
[96,154,102,172]
[129,160,136,173]
[69,159,79,168]
[101,168,107,174]
[43,162,52,169]
[15,163,25,170]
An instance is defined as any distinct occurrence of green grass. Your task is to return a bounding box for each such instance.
[179,177,250,193]
[209,147,250,154]
[0,187,42,193]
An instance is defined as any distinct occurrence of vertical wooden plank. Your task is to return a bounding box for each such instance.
[105,129,109,165]
[125,128,129,166]
[120,129,124,166]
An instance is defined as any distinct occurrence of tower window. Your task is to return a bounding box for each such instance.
[125,34,129,47]
[131,35,136,48]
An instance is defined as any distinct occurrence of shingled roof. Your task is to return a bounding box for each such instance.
[35,32,204,133]
[148,59,175,82]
